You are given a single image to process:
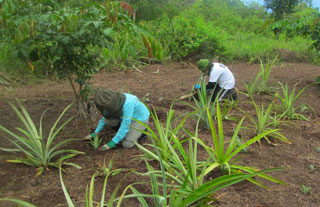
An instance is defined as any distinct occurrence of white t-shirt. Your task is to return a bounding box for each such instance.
[208,63,235,90]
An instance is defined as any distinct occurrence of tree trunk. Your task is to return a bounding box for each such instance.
[64,63,78,100]
[64,58,95,120]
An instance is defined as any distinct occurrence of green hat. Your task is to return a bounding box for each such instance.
[94,89,126,119]
[197,59,210,73]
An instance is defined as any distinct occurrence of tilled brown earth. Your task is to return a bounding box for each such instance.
[0,62,319,207]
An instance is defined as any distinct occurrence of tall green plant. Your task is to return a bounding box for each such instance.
[133,108,213,202]
[257,56,277,93]
[243,56,277,98]
[274,82,309,120]
[196,102,286,189]
[135,127,208,197]
[243,99,290,144]
[243,73,261,99]
[101,28,163,70]
[137,103,191,162]
[219,98,239,121]
[0,101,83,176]
[184,76,218,128]
[126,106,284,206]
[127,159,282,207]
[60,161,130,207]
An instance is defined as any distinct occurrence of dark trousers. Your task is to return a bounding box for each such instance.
[208,85,237,102]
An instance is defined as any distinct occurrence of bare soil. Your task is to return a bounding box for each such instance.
[0,62,320,207]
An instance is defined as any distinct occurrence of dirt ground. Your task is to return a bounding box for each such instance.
[0,61,320,207]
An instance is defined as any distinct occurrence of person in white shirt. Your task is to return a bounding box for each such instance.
[196,59,237,101]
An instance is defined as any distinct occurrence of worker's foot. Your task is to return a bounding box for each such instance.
[138,130,148,143]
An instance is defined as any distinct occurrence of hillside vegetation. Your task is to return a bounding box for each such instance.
[0,0,319,83]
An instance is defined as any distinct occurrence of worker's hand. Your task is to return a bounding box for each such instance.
[98,141,116,151]
[82,133,96,141]
[194,84,201,89]
[98,144,110,151]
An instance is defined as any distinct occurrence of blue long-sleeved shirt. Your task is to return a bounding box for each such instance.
[94,93,150,144]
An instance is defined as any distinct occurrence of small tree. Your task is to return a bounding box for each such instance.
[264,0,300,38]
[1,0,162,117]
[264,0,299,20]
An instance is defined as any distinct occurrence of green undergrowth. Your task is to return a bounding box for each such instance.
[225,33,315,63]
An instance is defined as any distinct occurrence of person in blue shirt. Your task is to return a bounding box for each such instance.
[84,89,150,151]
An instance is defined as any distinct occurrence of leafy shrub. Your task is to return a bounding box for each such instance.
[153,10,226,60]
[195,0,243,33]
[131,0,193,21]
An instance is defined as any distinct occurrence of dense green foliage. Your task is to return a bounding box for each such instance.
[0,0,162,104]
[0,0,320,82]
[131,0,194,21]
[144,0,319,62]
[265,0,300,20]
[150,10,226,60]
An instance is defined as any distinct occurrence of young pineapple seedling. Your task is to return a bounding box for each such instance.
[274,82,309,121]
[142,92,150,103]
[301,185,311,195]
[95,154,126,177]
[309,164,315,172]
[88,134,103,149]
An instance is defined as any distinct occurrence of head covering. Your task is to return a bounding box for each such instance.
[94,89,126,119]
[197,59,210,73]
[197,59,213,76]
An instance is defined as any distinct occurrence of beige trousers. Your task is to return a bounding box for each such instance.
[105,118,149,148]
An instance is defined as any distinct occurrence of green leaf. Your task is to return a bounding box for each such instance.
[59,166,75,207]
[62,36,70,45]
[0,198,36,207]
[93,21,100,28]
[104,28,113,36]
[129,186,149,207]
